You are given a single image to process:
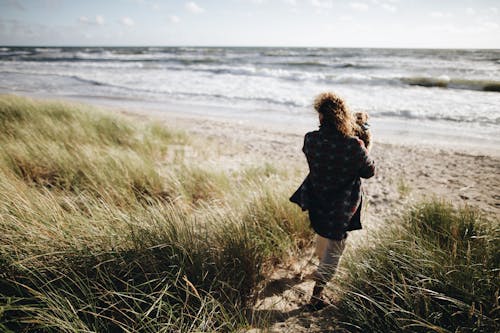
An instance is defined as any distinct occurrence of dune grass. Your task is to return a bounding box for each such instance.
[0,95,310,332]
[0,95,498,332]
[334,201,499,332]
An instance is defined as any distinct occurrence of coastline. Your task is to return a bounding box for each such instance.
[5,90,500,157]
[63,94,499,222]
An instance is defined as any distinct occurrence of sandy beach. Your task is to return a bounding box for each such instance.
[115,103,500,222]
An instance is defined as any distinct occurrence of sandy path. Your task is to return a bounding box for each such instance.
[117,107,499,332]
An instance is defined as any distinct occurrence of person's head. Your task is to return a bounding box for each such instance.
[313,92,353,136]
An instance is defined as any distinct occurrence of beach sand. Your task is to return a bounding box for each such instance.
[116,105,500,221]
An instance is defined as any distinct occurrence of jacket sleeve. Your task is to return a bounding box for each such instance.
[302,133,309,155]
[357,139,375,179]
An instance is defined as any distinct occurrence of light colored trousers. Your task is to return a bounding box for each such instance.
[314,235,346,283]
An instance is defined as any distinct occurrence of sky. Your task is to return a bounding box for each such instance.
[0,0,499,48]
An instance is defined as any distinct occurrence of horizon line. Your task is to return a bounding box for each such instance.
[1,44,500,50]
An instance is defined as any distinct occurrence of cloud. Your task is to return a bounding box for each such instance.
[185,2,204,14]
[424,21,499,34]
[339,15,353,21]
[350,2,369,11]
[482,21,499,30]
[96,15,104,25]
[310,0,334,9]
[429,11,452,18]
[78,15,105,26]
[2,0,25,10]
[490,7,499,15]
[42,0,64,8]
[369,0,397,12]
[169,15,180,23]
[79,16,90,24]
[381,4,396,12]
[465,8,475,15]
[120,17,135,27]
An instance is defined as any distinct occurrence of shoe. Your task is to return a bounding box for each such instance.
[305,298,327,312]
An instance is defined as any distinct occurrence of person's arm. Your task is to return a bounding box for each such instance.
[357,139,375,179]
[302,133,309,155]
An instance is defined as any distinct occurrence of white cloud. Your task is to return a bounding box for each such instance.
[424,21,499,34]
[79,16,90,24]
[310,0,334,9]
[368,0,397,12]
[350,2,369,11]
[185,2,204,14]
[79,15,105,26]
[481,21,499,30]
[465,8,475,15]
[382,4,396,12]
[430,11,452,18]
[339,15,353,21]
[490,7,498,15]
[95,15,104,25]
[120,17,135,27]
[169,15,180,23]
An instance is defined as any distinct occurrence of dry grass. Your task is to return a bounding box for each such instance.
[0,95,310,332]
[333,201,499,332]
[1,95,497,332]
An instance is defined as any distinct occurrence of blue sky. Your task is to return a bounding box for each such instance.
[1,0,499,48]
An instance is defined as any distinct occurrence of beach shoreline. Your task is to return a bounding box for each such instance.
[3,92,499,221]
[66,94,498,222]
[4,90,500,157]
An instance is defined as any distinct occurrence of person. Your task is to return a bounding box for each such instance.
[290,92,375,311]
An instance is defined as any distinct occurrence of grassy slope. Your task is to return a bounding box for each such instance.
[0,95,498,332]
[0,95,310,332]
[333,202,499,332]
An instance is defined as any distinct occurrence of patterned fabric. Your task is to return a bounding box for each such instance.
[290,124,375,240]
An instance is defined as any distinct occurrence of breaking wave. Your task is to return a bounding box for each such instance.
[401,76,500,92]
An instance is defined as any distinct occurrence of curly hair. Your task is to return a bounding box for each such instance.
[314,92,354,137]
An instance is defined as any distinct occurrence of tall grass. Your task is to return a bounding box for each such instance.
[0,95,310,332]
[334,201,499,332]
[1,95,497,332]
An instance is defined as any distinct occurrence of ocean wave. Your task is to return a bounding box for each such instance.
[173,90,304,108]
[401,76,500,92]
[35,48,62,53]
[69,75,106,86]
[0,70,121,90]
[277,61,329,67]
[373,109,500,125]
[0,50,225,65]
[0,70,302,108]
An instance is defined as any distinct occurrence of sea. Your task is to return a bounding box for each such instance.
[1,47,499,152]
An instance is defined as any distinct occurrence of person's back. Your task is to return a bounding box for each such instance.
[304,127,374,201]
[290,92,375,311]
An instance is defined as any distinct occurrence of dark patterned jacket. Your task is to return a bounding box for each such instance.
[290,125,375,240]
